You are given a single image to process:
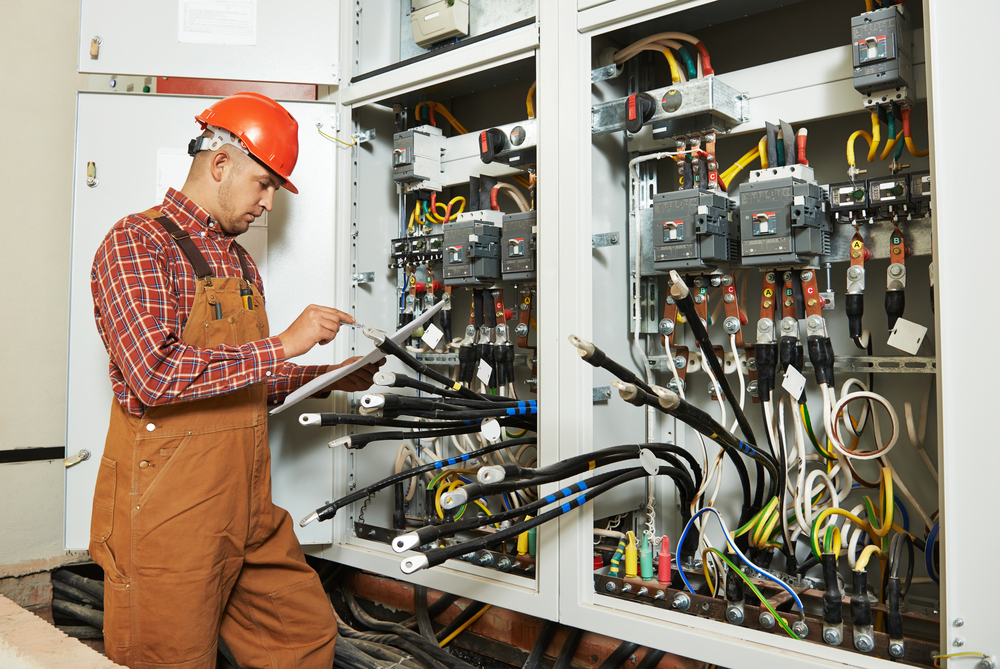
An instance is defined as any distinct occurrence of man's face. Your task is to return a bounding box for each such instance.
[215,154,281,236]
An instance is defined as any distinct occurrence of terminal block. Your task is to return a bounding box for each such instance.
[651,189,736,272]
[868,174,909,218]
[829,181,869,222]
[501,211,537,281]
[442,210,504,286]
[392,125,445,192]
[738,165,831,267]
[389,234,443,269]
[851,5,913,96]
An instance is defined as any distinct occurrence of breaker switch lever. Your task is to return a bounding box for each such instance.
[625,93,657,134]
[480,129,508,164]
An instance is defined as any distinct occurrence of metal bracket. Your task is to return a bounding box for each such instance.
[352,128,377,144]
[863,86,913,110]
[63,449,91,468]
[591,64,618,83]
[352,272,375,284]
[592,232,621,248]
[593,386,611,402]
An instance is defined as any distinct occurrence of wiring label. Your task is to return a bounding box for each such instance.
[887,317,927,355]
[422,322,444,349]
[781,365,806,402]
[476,359,493,385]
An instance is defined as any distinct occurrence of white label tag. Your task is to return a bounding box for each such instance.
[476,359,493,386]
[887,317,927,355]
[481,419,502,444]
[638,448,659,476]
[424,11,440,20]
[781,365,807,402]
[421,322,444,349]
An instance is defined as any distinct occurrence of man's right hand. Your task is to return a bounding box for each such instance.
[277,305,354,358]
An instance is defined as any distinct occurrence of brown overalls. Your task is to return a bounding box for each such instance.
[90,214,337,669]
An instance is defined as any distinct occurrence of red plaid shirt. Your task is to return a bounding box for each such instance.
[92,187,329,416]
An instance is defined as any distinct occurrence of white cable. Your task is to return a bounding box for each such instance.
[883,456,934,530]
[702,350,727,428]
[829,391,899,460]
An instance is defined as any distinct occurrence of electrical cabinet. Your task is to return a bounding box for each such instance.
[65,1,1000,668]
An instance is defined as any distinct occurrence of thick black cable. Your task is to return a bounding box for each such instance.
[400,462,692,549]
[383,372,469,400]
[882,532,915,601]
[374,334,496,402]
[308,438,537,522]
[51,598,104,629]
[522,620,559,669]
[407,466,691,571]
[344,637,427,669]
[553,629,584,669]
[343,423,525,450]
[52,580,103,609]
[598,641,642,669]
[345,588,479,669]
[669,282,757,447]
[53,570,104,602]
[382,407,537,422]
[571,338,655,396]
[635,649,666,669]
[450,449,696,514]
[335,637,392,669]
[314,414,477,429]
[414,585,436,643]
[434,602,489,643]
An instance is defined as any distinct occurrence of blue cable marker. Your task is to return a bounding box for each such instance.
[676,506,805,615]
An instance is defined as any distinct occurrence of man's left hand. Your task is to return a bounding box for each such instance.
[320,356,386,393]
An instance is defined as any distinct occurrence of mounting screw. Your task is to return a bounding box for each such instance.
[954,618,965,627]
[621,583,632,593]
[515,323,528,338]
[605,581,617,593]
[747,380,759,397]
[792,621,809,638]
[476,551,494,567]
[980,656,997,669]
[637,587,648,597]
[759,612,775,629]
[855,633,874,653]
[654,590,665,600]
[659,319,674,336]
[725,606,745,625]
[847,266,863,280]
[800,270,813,282]
[671,593,691,611]
[955,638,965,647]
[757,320,773,334]
[723,317,741,334]
[888,641,905,658]
[823,627,842,645]
[673,355,687,370]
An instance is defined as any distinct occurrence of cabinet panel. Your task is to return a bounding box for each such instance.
[79,1,338,84]
[66,93,339,549]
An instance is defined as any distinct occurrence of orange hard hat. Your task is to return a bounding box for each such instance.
[195,92,300,194]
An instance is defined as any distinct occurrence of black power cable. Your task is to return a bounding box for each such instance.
[598,641,641,669]
[553,629,584,669]
[522,620,559,669]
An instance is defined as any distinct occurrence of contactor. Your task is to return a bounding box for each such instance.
[501,211,536,281]
[851,5,913,96]
[393,125,445,191]
[442,210,504,286]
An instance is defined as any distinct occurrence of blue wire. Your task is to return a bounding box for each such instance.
[676,507,805,613]
[925,521,939,584]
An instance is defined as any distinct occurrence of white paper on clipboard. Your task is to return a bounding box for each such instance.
[269,300,446,416]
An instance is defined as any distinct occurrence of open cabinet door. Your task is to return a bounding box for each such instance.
[67,92,341,549]
[79,0,339,84]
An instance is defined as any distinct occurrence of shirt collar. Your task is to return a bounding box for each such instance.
[162,187,228,241]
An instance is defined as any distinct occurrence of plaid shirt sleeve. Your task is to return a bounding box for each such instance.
[94,220,287,408]
[266,362,334,405]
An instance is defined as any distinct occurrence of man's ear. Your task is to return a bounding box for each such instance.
[209,149,231,184]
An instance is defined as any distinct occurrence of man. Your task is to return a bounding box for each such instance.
[90,92,375,668]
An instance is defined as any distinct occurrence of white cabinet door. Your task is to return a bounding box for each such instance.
[79,1,339,84]
[67,92,342,549]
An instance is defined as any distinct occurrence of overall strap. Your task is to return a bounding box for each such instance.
[151,216,214,280]
[232,244,254,283]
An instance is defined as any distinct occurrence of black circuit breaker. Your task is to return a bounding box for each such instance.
[909,170,931,214]
[501,211,536,281]
[652,189,736,272]
[738,169,831,267]
[852,5,913,95]
[442,212,503,286]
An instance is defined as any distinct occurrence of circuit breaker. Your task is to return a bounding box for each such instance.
[909,170,932,215]
[828,181,869,222]
[851,5,913,95]
[410,0,470,48]
[738,166,831,267]
[651,189,736,273]
[868,173,910,218]
[501,211,536,281]
[392,125,445,191]
[442,210,504,286]
[390,233,443,269]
